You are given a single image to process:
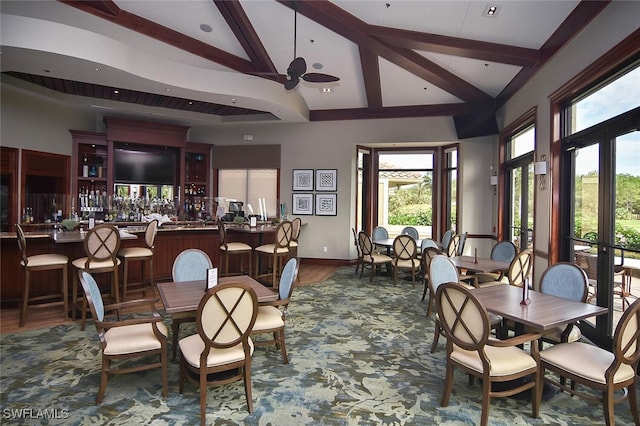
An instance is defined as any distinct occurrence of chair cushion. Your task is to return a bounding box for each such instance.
[252,306,284,332]
[368,254,392,264]
[255,244,289,254]
[179,334,254,368]
[541,326,582,343]
[395,259,419,270]
[540,341,636,385]
[451,344,537,377]
[72,257,121,270]
[23,253,68,268]
[118,247,153,258]
[221,242,253,252]
[103,322,167,355]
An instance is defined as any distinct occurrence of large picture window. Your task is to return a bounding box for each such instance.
[217,169,278,218]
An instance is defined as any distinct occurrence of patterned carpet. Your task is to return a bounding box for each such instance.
[1,267,637,425]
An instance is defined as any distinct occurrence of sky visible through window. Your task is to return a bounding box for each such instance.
[574,65,639,176]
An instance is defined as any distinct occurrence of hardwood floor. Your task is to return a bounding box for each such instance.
[0,263,338,335]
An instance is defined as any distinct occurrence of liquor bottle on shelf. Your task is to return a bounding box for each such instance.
[82,154,89,177]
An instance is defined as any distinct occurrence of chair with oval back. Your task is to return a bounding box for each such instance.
[392,234,419,287]
[352,228,363,275]
[71,224,121,331]
[538,262,589,346]
[539,297,640,426]
[358,231,392,282]
[170,248,213,361]
[421,246,442,301]
[288,217,302,258]
[441,229,455,252]
[118,219,158,301]
[476,240,518,284]
[400,226,419,240]
[445,234,460,257]
[251,257,300,364]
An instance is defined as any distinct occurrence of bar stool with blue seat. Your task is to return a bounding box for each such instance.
[16,224,69,327]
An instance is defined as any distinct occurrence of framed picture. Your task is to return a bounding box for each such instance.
[292,193,313,215]
[292,169,314,191]
[315,193,337,216]
[315,169,337,191]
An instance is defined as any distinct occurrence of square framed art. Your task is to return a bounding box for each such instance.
[315,193,337,216]
[292,193,313,215]
[315,169,337,191]
[292,169,314,191]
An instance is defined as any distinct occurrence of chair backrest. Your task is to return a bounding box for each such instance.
[358,231,375,259]
[79,270,105,324]
[421,247,442,275]
[539,262,588,302]
[275,220,293,249]
[457,232,468,256]
[429,255,460,293]
[196,282,258,350]
[352,228,362,258]
[400,226,419,240]
[144,219,159,249]
[15,224,28,266]
[218,222,229,249]
[436,282,490,351]
[420,238,439,251]
[574,251,598,280]
[506,249,533,287]
[441,229,455,250]
[278,257,299,301]
[83,224,121,266]
[291,218,302,242]
[491,241,517,263]
[612,298,640,369]
[372,226,389,240]
[446,234,460,257]
[393,234,417,261]
[172,249,213,282]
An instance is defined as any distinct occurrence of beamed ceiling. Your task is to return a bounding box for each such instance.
[0,0,610,130]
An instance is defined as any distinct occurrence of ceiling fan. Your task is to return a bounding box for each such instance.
[284,7,339,90]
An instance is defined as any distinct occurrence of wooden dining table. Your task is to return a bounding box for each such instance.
[471,284,608,332]
[449,255,510,275]
[157,275,278,315]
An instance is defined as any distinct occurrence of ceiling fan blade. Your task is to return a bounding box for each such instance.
[301,73,340,83]
[288,57,307,77]
[284,76,300,90]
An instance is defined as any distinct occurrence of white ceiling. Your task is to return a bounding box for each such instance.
[1,0,584,126]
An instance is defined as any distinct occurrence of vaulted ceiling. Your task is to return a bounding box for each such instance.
[0,0,609,130]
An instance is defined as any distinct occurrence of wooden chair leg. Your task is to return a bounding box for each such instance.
[20,270,31,327]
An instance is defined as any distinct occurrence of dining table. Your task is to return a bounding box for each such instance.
[372,237,423,256]
[449,255,510,275]
[157,274,278,315]
[471,284,608,333]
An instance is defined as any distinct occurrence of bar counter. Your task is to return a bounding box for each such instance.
[0,222,224,306]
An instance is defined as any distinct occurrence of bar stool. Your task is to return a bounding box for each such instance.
[218,222,252,276]
[288,217,302,258]
[71,224,121,330]
[118,219,158,300]
[16,224,69,327]
[254,220,292,288]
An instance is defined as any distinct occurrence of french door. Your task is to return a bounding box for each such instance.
[564,108,640,346]
[504,154,534,251]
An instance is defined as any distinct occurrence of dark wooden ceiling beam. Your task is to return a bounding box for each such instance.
[60,0,258,74]
[278,0,492,104]
[309,103,475,121]
[214,0,280,77]
[359,48,383,112]
[371,26,540,68]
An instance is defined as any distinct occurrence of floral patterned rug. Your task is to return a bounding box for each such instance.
[1,267,637,425]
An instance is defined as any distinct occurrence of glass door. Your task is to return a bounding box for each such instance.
[506,160,534,250]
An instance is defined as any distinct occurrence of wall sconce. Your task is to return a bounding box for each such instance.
[490,175,498,195]
[534,154,547,190]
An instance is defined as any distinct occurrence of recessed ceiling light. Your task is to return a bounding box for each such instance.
[312,63,323,70]
[321,88,332,93]
[94,67,101,72]
[200,24,212,33]
[483,4,500,17]
[113,90,119,94]
[165,88,171,92]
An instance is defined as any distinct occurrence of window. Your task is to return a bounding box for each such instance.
[376,151,434,238]
[442,147,458,235]
[218,169,278,218]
